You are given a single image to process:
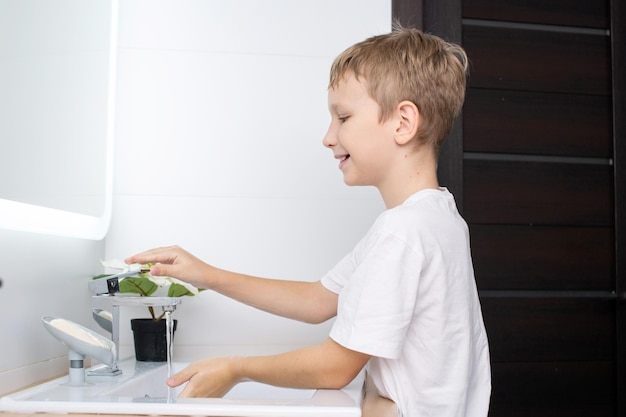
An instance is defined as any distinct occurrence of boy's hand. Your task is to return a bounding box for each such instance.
[167,339,370,399]
[167,356,242,398]
[126,246,338,324]
[125,245,213,289]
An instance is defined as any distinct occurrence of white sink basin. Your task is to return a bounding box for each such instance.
[0,355,364,416]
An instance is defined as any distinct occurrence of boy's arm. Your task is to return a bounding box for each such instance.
[169,338,371,398]
[207,267,338,324]
[125,245,338,324]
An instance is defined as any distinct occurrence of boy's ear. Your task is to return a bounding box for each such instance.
[393,100,419,146]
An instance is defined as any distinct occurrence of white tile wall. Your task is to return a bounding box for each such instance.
[106,0,390,349]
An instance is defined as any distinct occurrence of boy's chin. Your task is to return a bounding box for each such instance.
[342,176,370,187]
[341,175,357,186]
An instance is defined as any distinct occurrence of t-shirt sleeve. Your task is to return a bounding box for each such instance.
[327,230,423,359]
[320,250,355,295]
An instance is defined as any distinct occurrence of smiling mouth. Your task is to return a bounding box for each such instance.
[338,154,350,169]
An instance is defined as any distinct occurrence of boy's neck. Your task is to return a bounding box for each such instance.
[378,150,440,209]
[379,178,440,209]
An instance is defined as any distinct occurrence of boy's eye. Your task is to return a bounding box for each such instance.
[337,115,350,123]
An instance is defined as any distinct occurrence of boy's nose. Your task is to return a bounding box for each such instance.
[322,125,336,148]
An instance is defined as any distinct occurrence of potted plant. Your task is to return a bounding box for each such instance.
[94,260,201,362]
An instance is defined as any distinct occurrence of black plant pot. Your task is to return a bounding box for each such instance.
[130,318,178,362]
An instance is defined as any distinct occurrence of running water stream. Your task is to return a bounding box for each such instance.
[165,310,175,401]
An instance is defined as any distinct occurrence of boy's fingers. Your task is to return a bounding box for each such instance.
[167,367,194,388]
[150,263,184,279]
[125,246,180,266]
[166,376,180,388]
[150,264,166,277]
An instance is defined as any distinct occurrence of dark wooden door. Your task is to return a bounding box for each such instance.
[392,0,625,415]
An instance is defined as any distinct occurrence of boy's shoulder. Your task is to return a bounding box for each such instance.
[386,188,456,216]
[374,188,462,234]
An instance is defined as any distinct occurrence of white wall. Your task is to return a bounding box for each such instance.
[0,0,111,218]
[105,1,390,351]
[0,230,103,395]
[0,0,390,396]
[0,0,111,395]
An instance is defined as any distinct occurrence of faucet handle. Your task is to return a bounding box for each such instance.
[88,276,120,295]
[89,267,151,295]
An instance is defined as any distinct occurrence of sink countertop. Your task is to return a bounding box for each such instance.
[1,414,122,417]
[0,346,398,417]
[0,378,398,417]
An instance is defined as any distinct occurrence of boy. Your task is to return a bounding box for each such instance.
[126,25,491,416]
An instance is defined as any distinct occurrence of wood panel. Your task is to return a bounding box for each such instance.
[464,159,613,226]
[471,225,614,290]
[485,297,616,416]
[393,0,623,415]
[392,0,423,30]
[463,25,611,94]
[463,0,609,28]
[481,298,615,362]
[424,0,465,206]
[490,361,615,417]
[463,89,612,157]
[611,0,626,415]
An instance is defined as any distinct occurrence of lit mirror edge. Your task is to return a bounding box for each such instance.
[0,197,112,240]
[0,0,118,241]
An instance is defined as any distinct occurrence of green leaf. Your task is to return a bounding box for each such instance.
[167,282,194,297]
[119,277,158,297]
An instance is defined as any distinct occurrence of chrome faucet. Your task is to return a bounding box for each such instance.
[89,275,181,376]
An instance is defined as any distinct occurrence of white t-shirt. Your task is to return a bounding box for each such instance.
[321,188,491,416]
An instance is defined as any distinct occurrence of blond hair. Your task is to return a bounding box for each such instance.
[329,24,468,153]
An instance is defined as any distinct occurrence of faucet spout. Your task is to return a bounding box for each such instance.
[90,295,182,375]
[92,295,182,310]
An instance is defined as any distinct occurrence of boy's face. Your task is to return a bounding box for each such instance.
[323,73,398,188]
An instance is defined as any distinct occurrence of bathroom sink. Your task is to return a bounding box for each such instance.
[103,361,317,400]
[0,354,364,416]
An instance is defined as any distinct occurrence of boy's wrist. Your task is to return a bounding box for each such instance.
[231,356,251,383]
